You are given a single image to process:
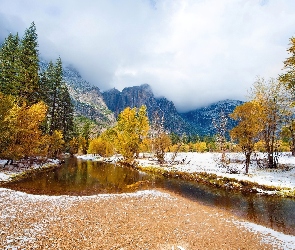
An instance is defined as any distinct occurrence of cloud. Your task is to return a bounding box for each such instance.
[0,0,295,112]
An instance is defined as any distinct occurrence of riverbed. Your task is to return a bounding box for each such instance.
[2,157,295,237]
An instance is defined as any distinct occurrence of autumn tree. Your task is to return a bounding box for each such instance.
[44,130,65,158]
[230,101,264,173]
[0,101,47,161]
[0,93,15,157]
[149,111,172,163]
[113,105,149,162]
[88,136,114,157]
[251,78,285,168]
[153,133,171,163]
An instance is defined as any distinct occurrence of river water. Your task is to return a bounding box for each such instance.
[3,157,295,236]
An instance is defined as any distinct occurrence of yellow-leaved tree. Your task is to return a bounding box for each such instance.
[0,100,47,161]
[230,101,264,173]
[0,93,15,158]
[88,134,114,157]
[113,105,149,162]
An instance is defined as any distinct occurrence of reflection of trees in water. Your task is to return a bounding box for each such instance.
[246,196,258,221]
[266,200,286,232]
[4,158,295,235]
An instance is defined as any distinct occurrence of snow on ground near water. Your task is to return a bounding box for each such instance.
[0,188,171,202]
[1,188,294,249]
[236,221,295,250]
[76,152,295,190]
[136,152,295,190]
[0,158,60,182]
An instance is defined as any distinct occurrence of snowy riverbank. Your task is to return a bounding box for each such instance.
[1,187,295,249]
[0,158,60,183]
[78,152,295,196]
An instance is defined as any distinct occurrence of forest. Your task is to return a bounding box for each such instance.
[1,23,295,173]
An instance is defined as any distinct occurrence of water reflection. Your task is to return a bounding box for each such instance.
[3,158,157,195]
[2,157,295,235]
[161,179,295,235]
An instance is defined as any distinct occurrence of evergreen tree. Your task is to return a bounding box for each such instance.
[280,36,295,92]
[18,22,40,104]
[58,84,74,142]
[40,57,74,142]
[0,33,20,96]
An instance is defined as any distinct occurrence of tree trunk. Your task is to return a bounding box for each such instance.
[245,153,250,174]
[291,133,295,156]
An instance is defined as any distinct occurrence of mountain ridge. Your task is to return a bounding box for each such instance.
[40,60,243,137]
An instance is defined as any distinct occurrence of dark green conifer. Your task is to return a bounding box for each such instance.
[19,22,40,104]
[0,33,20,96]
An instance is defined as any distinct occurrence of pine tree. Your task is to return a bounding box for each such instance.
[0,33,20,96]
[280,36,295,92]
[18,22,40,104]
[58,84,74,142]
[40,57,74,142]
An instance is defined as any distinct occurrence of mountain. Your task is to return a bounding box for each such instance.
[39,60,116,133]
[180,99,244,136]
[102,84,195,135]
[40,60,243,137]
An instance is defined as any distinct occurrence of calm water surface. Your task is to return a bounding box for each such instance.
[3,157,295,236]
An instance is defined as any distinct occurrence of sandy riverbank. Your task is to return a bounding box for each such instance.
[1,188,293,249]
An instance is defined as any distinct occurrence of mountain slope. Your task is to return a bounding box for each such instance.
[102,84,195,135]
[180,99,244,136]
[40,61,116,132]
[40,60,243,137]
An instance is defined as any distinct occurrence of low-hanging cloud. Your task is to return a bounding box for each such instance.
[0,0,295,112]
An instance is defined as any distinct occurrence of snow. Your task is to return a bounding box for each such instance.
[73,152,295,194]
[0,158,61,183]
[236,221,295,249]
[0,173,10,182]
[76,153,123,163]
[1,153,295,247]
[0,187,294,248]
[136,152,295,191]
[0,188,171,202]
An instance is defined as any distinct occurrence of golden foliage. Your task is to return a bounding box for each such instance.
[0,100,48,160]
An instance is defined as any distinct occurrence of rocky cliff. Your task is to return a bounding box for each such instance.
[102,84,194,135]
[40,60,243,137]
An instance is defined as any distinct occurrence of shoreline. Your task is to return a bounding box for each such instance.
[2,152,295,198]
[77,152,295,198]
[1,187,294,249]
[0,158,61,185]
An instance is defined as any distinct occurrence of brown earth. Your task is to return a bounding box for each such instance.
[0,188,278,249]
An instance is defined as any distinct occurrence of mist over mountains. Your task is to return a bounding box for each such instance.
[42,61,243,137]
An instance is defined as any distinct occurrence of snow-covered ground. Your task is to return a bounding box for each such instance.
[136,152,295,191]
[1,154,295,247]
[75,152,295,194]
[0,187,294,249]
[0,158,60,183]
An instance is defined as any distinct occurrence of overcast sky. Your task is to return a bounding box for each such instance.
[0,0,295,112]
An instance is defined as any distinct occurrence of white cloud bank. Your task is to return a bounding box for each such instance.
[0,0,295,111]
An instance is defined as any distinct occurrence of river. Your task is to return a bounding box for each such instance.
[3,157,295,236]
